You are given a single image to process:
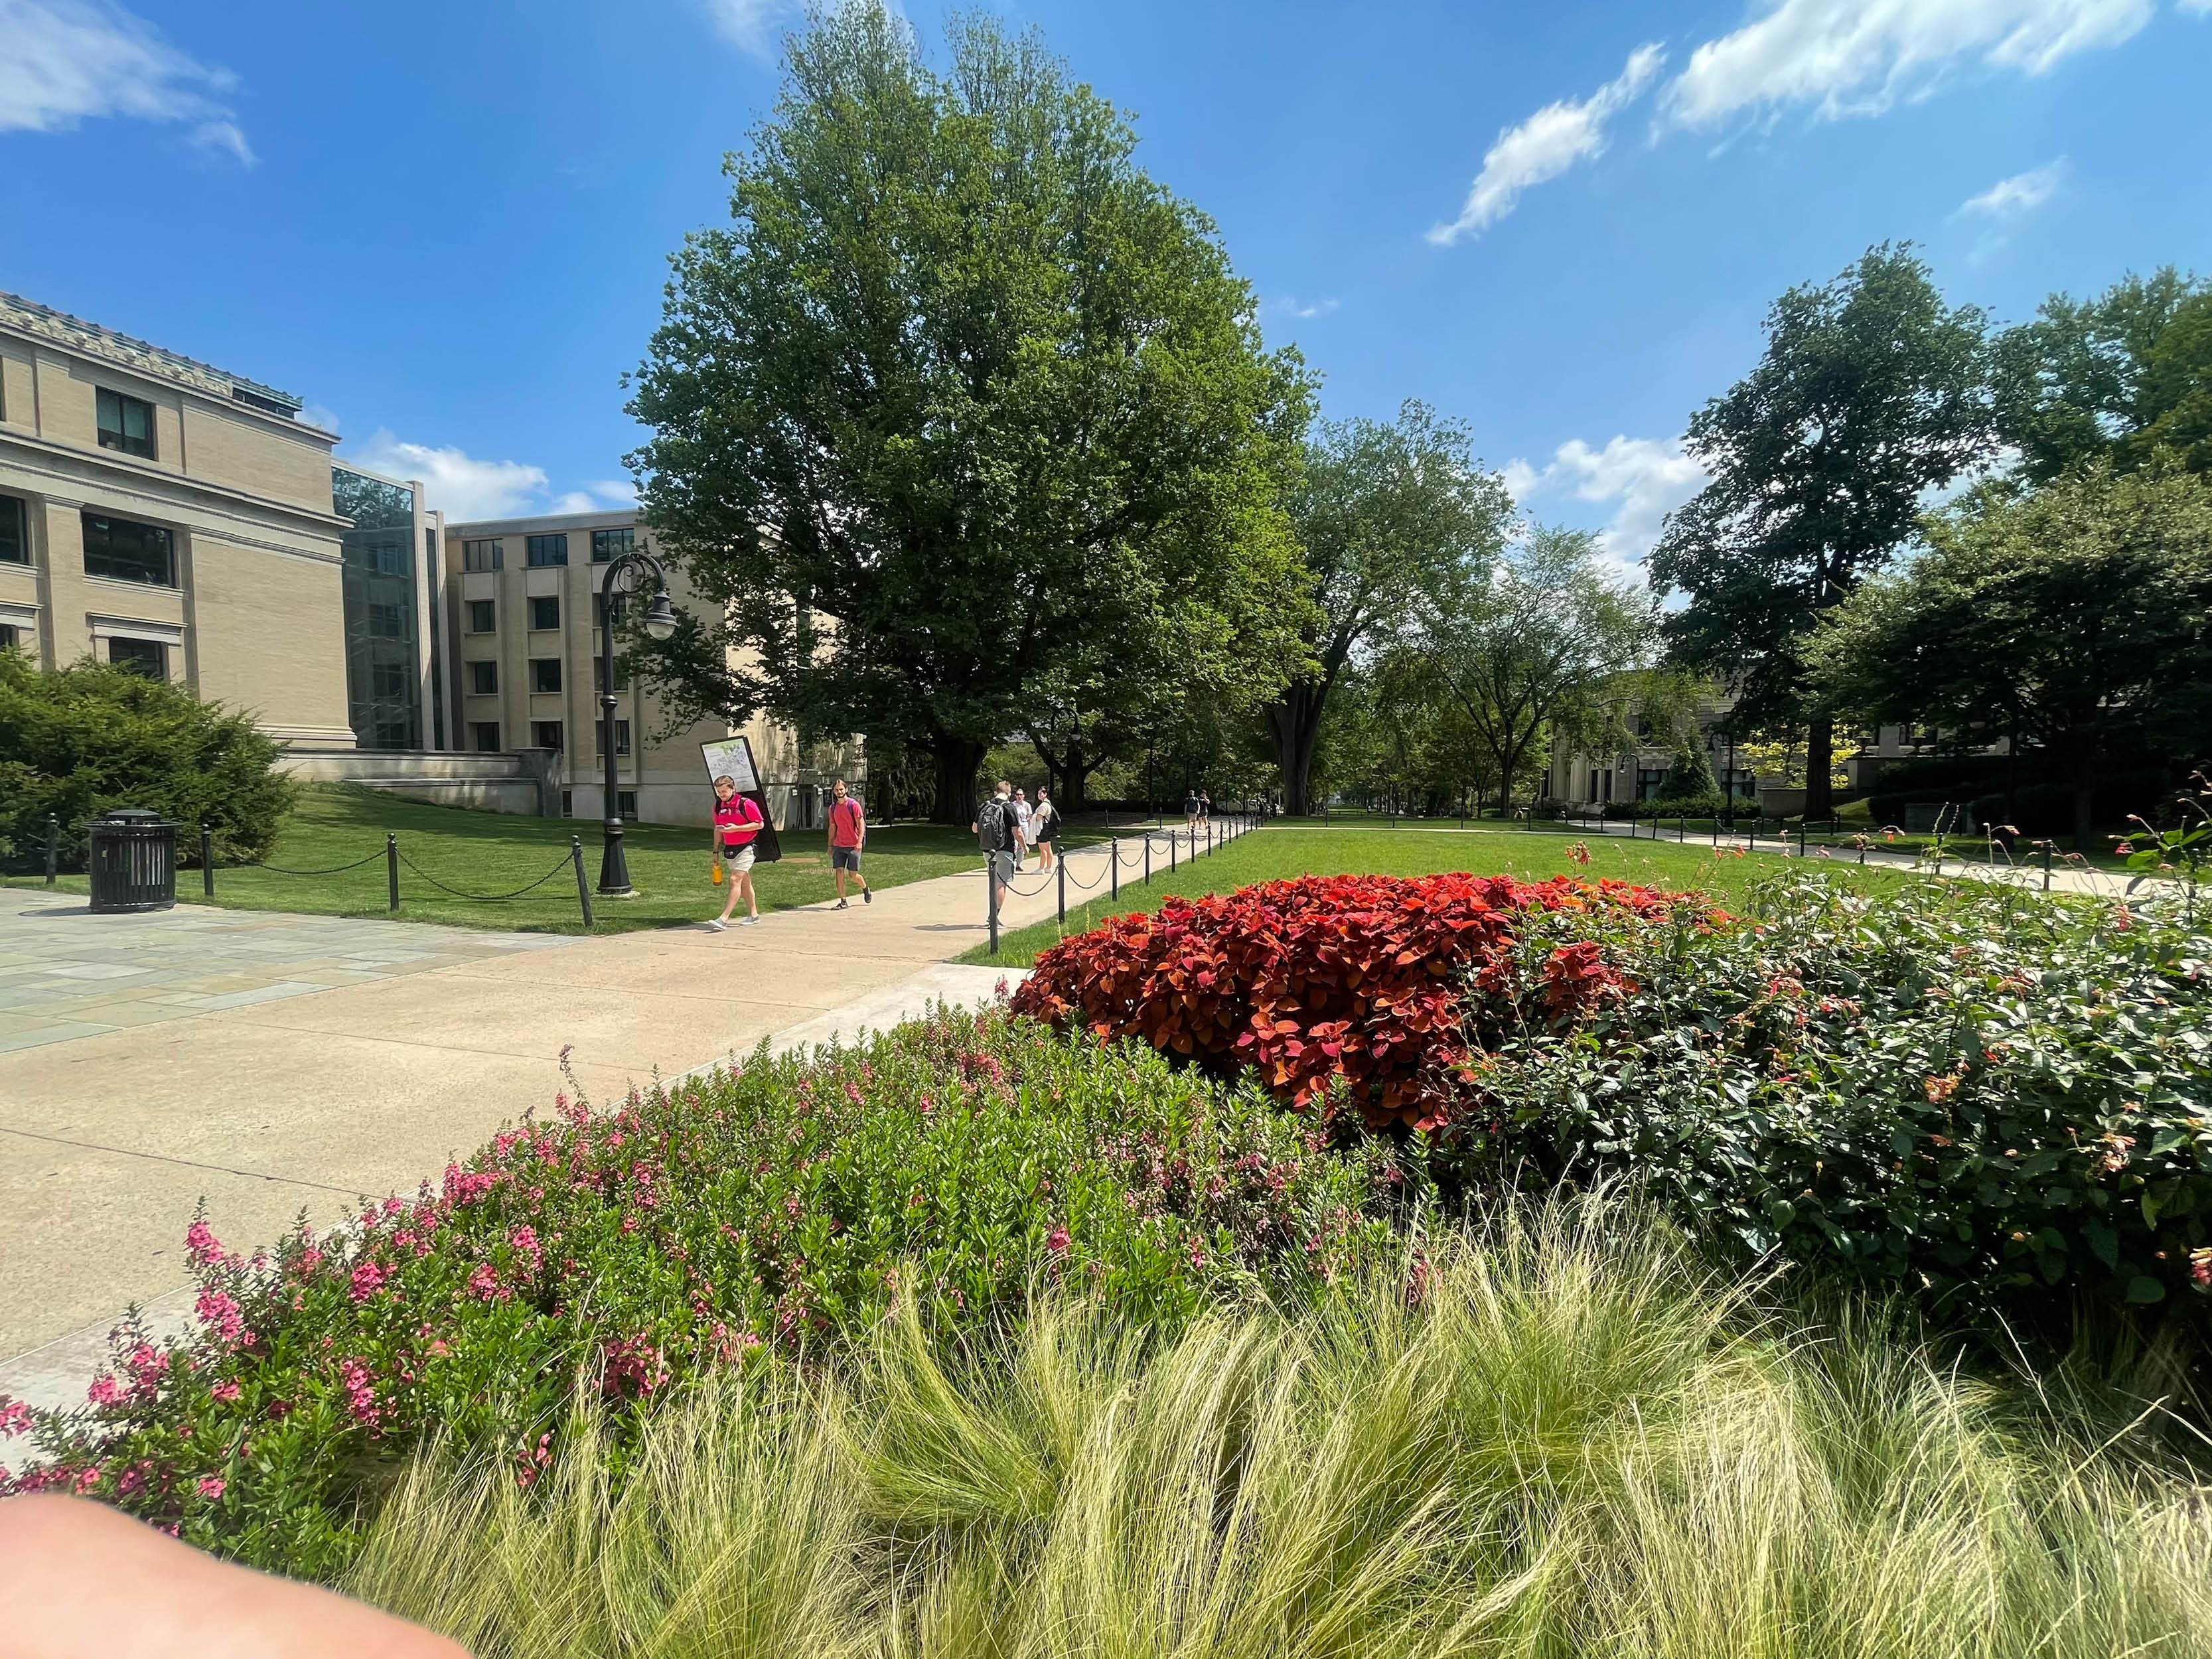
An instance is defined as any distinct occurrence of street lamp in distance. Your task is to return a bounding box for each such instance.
[597,547,680,898]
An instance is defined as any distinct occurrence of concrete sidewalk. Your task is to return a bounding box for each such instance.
[0,829,1192,1364]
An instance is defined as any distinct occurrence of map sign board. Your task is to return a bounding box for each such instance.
[699,735,781,862]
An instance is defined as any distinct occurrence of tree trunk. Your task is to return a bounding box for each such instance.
[932,736,986,828]
[2070,749,2097,853]
[1265,680,1327,816]
[1058,745,1090,815]
[1805,715,1834,821]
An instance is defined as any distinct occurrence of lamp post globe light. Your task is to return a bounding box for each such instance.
[597,547,680,897]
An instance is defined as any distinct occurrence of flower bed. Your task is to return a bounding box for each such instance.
[1011,873,1695,1131]
[1459,874,2212,1320]
[0,1009,1403,1577]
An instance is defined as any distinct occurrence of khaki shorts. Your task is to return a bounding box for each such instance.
[719,843,756,873]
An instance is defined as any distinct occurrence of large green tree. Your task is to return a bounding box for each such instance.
[1650,245,1991,818]
[627,4,1312,822]
[1420,526,1653,817]
[1992,268,2212,483]
[1808,463,2212,849]
[1265,402,1513,816]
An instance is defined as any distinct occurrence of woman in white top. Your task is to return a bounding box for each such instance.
[1032,786,1059,870]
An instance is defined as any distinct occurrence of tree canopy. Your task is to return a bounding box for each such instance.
[1265,401,1513,814]
[1808,463,2212,848]
[1650,244,1991,818]
[627,3,1311,821]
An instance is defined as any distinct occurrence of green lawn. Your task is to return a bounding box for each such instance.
[960,822,1910,966]
[5,784,1022,936]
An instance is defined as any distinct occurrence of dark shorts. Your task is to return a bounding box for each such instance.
[831,845,861,872]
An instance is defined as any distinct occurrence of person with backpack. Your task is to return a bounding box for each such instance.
[972,779,1017,908]
[705,774,763,931]
[1032,786,1059,871]
[826,777,871,908]
[1183,788,1200,840]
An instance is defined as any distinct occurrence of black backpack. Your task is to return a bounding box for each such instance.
[978,796,1014,851]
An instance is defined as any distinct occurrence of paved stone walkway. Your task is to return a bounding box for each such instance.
[0,827,1237,1369]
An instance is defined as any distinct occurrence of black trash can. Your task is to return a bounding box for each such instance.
[88,809,178,914]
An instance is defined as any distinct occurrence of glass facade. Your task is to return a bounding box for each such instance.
[333,466,422,751]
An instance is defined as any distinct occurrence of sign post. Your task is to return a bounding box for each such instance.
[698,736,783,863]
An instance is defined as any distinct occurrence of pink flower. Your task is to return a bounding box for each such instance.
[1046,1225,1070,1256]
[196,1477,226,1500]
[194,1288,247,1348]
[466,1262,508,1302]
[86,1374,125,1407]
[348,1261,386,1304]
[337,1357,381,1428]
[211,1381,242,1404]
[184,1220,227,1269]
[0,1398,32,1438]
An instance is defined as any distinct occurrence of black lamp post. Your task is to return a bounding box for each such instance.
[596,547,680,897]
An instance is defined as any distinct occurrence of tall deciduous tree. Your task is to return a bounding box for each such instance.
[1422,526,1653,817]
[627,4,1312,822]
[1651,244,1991,818]
[1992,268,2212,483]
[1807,463,2212,849]
[1265,402,1512,816]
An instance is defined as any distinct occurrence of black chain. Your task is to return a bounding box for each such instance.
[240,849,390,877]
[396,849,577,902]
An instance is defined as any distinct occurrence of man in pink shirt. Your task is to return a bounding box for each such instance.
[707,774,763,930]
[826,778,871,908]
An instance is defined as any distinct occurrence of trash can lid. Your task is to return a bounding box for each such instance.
[100,808,166,822]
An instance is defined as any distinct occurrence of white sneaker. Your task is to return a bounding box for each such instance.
[740,914,759,926]
[705,918,727,933]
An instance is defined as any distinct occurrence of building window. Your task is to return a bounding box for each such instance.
[366,601,406,640]
[471,721,502,753]
[468,659,498,695]
[617,790,638,819]
[560,789,573,817]
[0,623,21,652]
[591,528,634,563]
[532,720,564,751]
[108,636,167,678]
[81,512,175,586]
[594,592,627,628]
[96,388,156,459]
[593,658,629,694]
[530,658,562,693]
[530,595,560,630]
[467,599,496,633]
[463,538,503,572]
[526,533,568,567]
[595,719,632,758]
[0,494,25,565]
[1637,768,1666,802]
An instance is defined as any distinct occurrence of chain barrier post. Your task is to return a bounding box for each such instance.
[45,814,60,887]
[1170,831,1177,875]
[200,826,214,897]
[1056,853,1066,926]
[1144,834,1151,885]
[571,836,594,928]
[1111,837,1119,901]
[386,833,400,912]
[2041,840,2053,891]
[1797,821,1806,859]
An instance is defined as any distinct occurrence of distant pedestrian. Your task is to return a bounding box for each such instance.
[973,779,1018,907]
[1012,787,1033,869]
[1033,786,1059,870]
[1183,788,1200,837]
[706,775,763,930]
[826,778,871,908]
[1197,790,1212,832]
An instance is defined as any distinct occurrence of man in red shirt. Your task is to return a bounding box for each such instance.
[707,774,764,930]
[826,777,871,908]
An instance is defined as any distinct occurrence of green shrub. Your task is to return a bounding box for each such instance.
[0,653,293,869]
[1451,872,2212,1325]
[0,1007,1403,1577]
[343,1198,2212,1658]
[1658,739,1719,802]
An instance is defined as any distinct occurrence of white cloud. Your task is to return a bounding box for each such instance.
[1956,156,2067,216]
[1428,44,1665,246]
[589,478,639,505]
[1659,0,2156,131]
[700,0,789,56]
[1267,295,1339,320]
[343,430,549,522]
[297,403,342,436]
[0,0,252,161]
[1506,435,1708,566]
[548,490,598,514]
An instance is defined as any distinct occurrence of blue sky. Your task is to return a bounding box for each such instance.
[3,0,2208,564]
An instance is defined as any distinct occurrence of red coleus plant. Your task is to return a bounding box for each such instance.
[1012,873,1684,1131]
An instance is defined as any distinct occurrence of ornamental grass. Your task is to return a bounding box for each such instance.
[344,1193,2212,1659]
